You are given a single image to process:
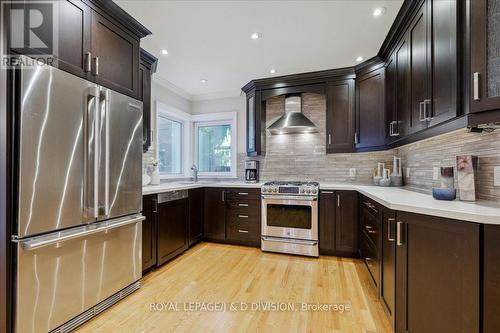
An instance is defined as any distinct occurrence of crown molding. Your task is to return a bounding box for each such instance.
[152,75,193,101]
[190,90,242,102]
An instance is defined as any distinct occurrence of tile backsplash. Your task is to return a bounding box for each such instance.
[238,93,500,201]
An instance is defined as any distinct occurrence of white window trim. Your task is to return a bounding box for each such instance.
[156,101,193,179]
[193,112,238,179]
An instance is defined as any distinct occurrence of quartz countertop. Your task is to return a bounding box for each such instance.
[143,181,500,225]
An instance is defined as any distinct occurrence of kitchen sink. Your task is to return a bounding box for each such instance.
[178,181,214,185]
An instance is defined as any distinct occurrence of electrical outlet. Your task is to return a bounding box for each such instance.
[406,168,410,178]
[433,167,440,181]
[494,166,500,187]
[349,168,356,178]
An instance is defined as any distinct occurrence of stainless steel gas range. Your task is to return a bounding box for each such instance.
[261,181,319,257]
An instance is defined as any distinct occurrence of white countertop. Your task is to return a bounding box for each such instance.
[143,182,500,225]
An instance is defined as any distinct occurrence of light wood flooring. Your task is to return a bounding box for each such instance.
[76,242,393,333]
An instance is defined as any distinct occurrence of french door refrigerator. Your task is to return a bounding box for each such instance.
[11,56,144,333]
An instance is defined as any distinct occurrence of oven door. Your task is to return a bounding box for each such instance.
[261,195,318,240]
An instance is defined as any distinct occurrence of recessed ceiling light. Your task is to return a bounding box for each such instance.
[160,49,169,55]
[269,68,276,74]
[356,56,364,62]
[200,79,208,83]
[251,32,262,40]
[373,7,386,17]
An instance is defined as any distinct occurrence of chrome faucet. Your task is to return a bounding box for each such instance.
[191,164,199,182]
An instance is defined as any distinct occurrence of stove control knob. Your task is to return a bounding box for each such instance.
[312,189,317,194]
[306,188,311,194]
[300,188,305,194]
[274,188,278,193]
[262,188,267,193]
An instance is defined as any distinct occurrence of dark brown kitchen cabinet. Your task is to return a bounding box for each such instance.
[204,188,227,241]
[470,0,500,113]
[395,212,480,333]
[319,190,358,256]
[139,49,157,152]
[157,197,189,266]
[326,80,355,153]
[91,10,140,98]
[246,91,265,156]
[385,54,398,141]
[188,188,204,246]
[408,1,431,134]
[335,191,358,254]
[355,66,386,150]
[142,194,158,273]
[380,207,396,329]
[483,224,500,333]
[55,0,92,79]
[319,191,336,254]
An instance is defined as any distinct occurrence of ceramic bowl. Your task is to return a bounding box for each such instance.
[432,187,456,201]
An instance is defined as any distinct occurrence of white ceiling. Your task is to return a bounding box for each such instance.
[117,0,403,101]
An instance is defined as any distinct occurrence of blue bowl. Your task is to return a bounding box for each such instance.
[432,187,456,201]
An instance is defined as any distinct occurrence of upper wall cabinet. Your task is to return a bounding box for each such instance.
[355,65,386,151]
[408,0,458,134]
[6,0,151,99]
[470,0,500,114]
[91,10,140,98]
[140,49,158,153]
[326,79,355,153]
[246,90,265,156]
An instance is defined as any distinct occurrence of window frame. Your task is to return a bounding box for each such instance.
[156,102,193,179]
[193,112,237,179]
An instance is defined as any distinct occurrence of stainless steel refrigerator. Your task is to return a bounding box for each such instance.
[12,56,144,333]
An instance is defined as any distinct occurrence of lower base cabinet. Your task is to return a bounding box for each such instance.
[188,188,204,246]
[142,194,158,272]
[483,225,500,333]
[319,190,358,256]
[157,196,189,266]
[395,212,480,333]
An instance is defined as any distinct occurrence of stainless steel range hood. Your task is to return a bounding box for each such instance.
[267,95,318,135]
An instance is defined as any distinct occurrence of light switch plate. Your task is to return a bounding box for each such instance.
[433,167,440,181]
[494,166,500,186]
[349,168,356,178]
[406,168,410,178]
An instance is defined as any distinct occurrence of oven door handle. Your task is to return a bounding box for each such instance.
[261,236,318,246]
[262,195,317,201]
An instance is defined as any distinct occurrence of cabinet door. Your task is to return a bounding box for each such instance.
[140,62,152,151]
[385,54,399,141]
[356,67,386,150]
[429,0,458,126]
[326,80,355,153]
[396,212,480,333]
[409,2,431,134]
[56,0,92,79]
[246,92,256,155]
[470,0,500,112]
[246,91,264,156]
[334,191,358,254]
[319,191,336,254]
[142,194,157,272]
[380,208,396,328]
[188,188,204,246]
[91,11,139,98]
[204,188,226,240]
[395,36,410,138]
[484,225,500,333]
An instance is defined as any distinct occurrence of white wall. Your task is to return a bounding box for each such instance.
[190,95,246,153]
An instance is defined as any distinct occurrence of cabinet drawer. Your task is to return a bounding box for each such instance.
[226,188,261,201]
[227,201,261,217]
[360,232,379,287]
[360,196,380,218]
[360,207,379,248]
[227,220,260,243]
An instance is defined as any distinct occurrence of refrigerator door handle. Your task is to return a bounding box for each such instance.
[14,215,145,251]
[99,89,110,217]
[84,88,99,219]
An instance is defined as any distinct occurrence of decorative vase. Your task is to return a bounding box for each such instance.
[151,168,160,185]
[456,155,478,201]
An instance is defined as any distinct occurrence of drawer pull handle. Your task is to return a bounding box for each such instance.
[387,218,396,241]
[367,230,377,234]
[238,192,249,195]
[321,191,334,194]
[238,215,249,218]
[238,229,249,233]
[238,203,249,207]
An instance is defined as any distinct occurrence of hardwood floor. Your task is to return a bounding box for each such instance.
[76,242,393,333]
